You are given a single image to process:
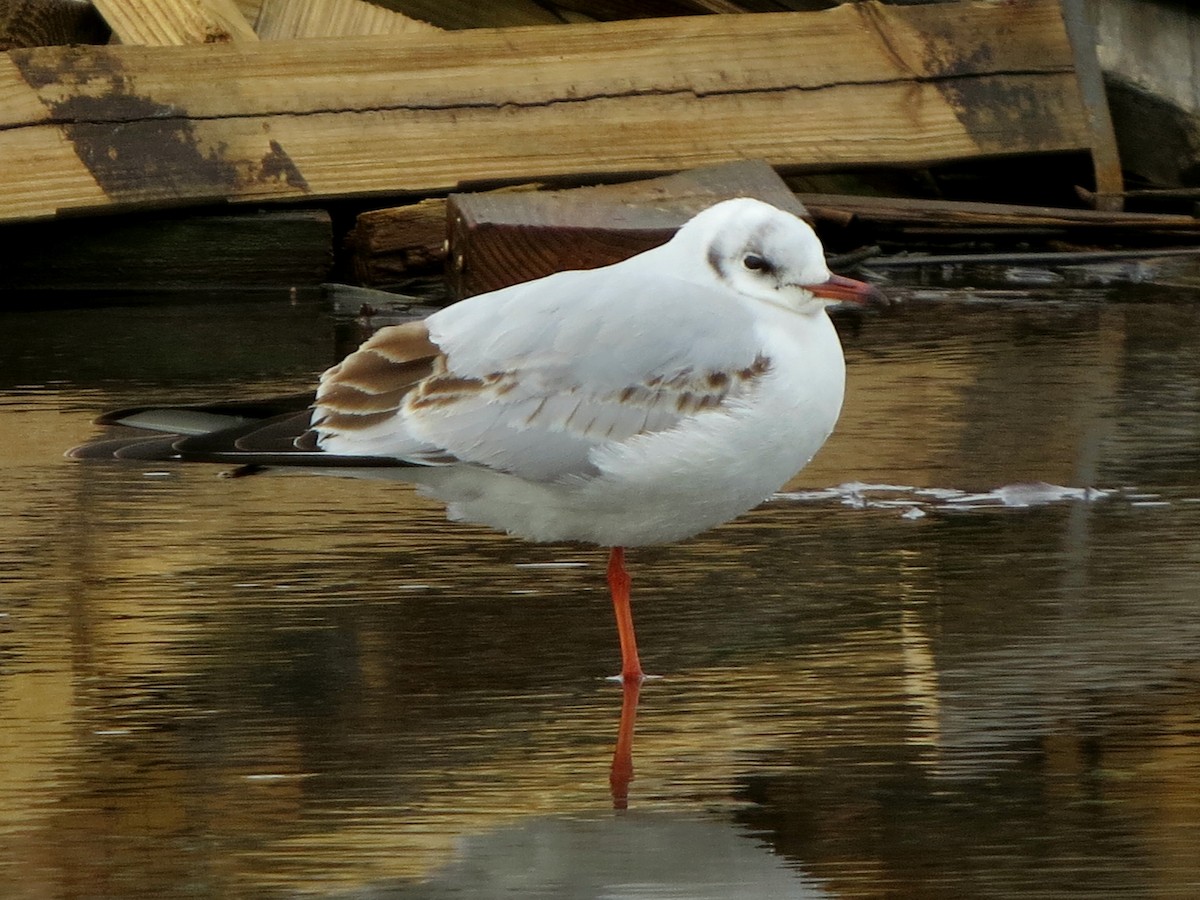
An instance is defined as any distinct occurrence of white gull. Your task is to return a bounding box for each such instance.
[72,197,884,683]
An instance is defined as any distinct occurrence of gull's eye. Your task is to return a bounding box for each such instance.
[742,253,771,273]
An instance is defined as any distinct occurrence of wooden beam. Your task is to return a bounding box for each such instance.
[255,0,439,40]
[1059,0,1124,208]
[92,0,258,45]
[795,193,1200,231]
[350,196,450,285]
[0,1,1112,223]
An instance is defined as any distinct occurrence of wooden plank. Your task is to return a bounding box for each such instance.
[0,209,333,296]
[0,1,1110,224]
[446,160,807,298]
[865,246,1200,269]
[1059,0,1123,209]
[350,196,450,285]
[92,0,258,45]
[255,0,439,40]
[795,193,1200,231]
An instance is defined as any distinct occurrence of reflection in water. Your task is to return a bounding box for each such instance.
[1,296,1200,897]
[342,811,829,899]
[609,680,640,809]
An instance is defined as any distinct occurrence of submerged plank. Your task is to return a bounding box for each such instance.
[0,1,1111,223]
[0,209,332,297]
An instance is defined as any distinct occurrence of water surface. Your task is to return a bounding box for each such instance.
[2,289,1199,898]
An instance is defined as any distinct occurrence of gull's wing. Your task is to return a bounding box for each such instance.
[313,260,771,482]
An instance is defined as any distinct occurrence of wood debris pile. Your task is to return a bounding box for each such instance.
[2,0,1198,302]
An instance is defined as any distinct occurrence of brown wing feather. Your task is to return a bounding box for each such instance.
[312,320,441,434]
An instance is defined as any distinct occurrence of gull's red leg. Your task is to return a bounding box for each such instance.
[606,546,644,684]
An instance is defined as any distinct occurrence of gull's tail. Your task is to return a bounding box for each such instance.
[67,394,413,470]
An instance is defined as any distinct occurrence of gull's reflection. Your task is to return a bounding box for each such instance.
[609,679,640,808]
[327,812,829,898]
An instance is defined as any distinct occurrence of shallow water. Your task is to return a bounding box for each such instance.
[2,290,1200,898]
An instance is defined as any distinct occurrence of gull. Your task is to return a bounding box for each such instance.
[70,197,883,683]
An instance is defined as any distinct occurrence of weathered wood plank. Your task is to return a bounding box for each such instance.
[93,0,258,45]
[0,1,1113,224]
[795,193,1200,231]
[255,0,439,40]
[350,196,450,285]
[1059,0,1123,208]
[446,160,806,297]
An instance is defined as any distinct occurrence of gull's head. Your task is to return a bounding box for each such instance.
[670,197,882,315]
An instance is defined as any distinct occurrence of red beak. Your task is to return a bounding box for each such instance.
[806,273,887,307]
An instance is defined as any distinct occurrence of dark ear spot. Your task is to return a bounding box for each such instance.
[707,244,725,278]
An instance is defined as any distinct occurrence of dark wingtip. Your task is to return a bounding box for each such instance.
[65,435,183,461]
